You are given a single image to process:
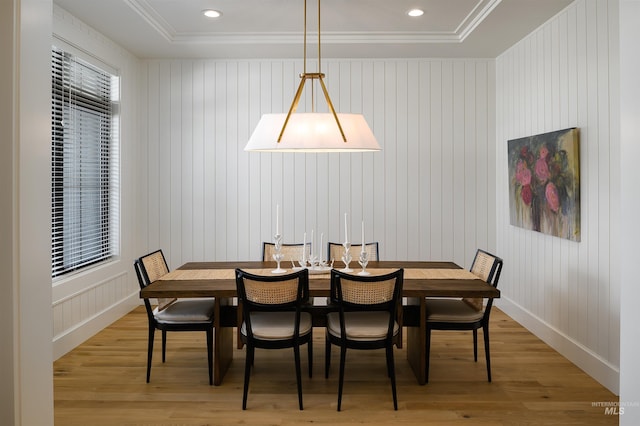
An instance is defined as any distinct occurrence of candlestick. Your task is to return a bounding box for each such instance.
[302,232,307,264]
[361,221,366,253]
[344,213,348,243]
[276,204,280,235]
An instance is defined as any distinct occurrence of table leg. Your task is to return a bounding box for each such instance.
[236,299,244,349]
[213,297,233,386]
[406,296,426,385]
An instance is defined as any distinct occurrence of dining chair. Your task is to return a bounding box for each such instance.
[424,248,503,383]
[134,249,215,385]
[323,241,381,306]
[324,268,404,411]
[327,241,379,266]
[235,268,313,410]
[262,241,311,264]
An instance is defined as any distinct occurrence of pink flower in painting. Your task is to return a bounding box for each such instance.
[545,182,560,212]
[521,184,533,205]
[539,145,549,159]
[515,160,532,186]
[535,157,550,182]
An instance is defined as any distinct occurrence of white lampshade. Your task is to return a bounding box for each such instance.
[244,113,381,152]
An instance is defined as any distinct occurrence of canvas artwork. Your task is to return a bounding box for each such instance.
[507,128,580,242]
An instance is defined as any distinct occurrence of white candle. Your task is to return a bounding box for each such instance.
[302,232,307,262]
[310,229,314,259]
[276,204,280,235]
[344,213,348,243]
[319,232,324,263]
[361,221,366,253]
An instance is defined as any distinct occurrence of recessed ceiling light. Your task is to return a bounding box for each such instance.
[202,9,222,18]
[407,9,424,17]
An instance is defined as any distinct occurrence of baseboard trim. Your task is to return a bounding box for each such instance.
[53,293,140,360]
[496,297,619,395]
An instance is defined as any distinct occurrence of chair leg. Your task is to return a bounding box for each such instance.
[483,326,492,382]
[308,335,313,378]
[425,328,431,384]
[242,345,254,410]
[162,330,167,363]
[146,327,155,383]
[206,328,213,385]
[337,346,347,411]
[325,333,331,379]
[386,343,398,411]
[473,329,478,362]
[294,344,304,410]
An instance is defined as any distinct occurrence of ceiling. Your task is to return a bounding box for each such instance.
[53,0,573,59]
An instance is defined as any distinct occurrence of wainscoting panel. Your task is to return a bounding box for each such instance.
[139,58,497,272]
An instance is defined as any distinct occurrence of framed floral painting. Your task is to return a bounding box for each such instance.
[507,128,580,241]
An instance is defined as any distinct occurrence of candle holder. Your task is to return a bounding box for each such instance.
[295,245,308,270]
[341,242,353,272]
[308,252,318,270]
[357,250,370,275]
[271,233,286,273]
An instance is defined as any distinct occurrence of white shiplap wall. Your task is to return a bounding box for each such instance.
[495,0,619,392]
[138,58,496,271]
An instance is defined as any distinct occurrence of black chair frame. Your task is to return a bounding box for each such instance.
[235,268,313,410]
[134,249,214,385]
[425,249,503,383]
[325,268,404,411]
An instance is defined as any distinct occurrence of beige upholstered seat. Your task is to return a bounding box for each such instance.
[325,268,403,411]
[153,300,215,323]
[422,299,484,323]
[327,311,399,341]
[135,249,215,385]
[236,268,312,410]
[241,311,312,341]
[424,249,503,383]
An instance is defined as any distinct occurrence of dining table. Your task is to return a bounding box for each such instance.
[139,260,500,385]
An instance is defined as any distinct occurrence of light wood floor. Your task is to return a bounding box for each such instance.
[54,307,618,425]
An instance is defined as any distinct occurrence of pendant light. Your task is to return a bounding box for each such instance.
[244,0,381,152]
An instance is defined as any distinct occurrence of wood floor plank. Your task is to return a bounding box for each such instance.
[54,307,618,425]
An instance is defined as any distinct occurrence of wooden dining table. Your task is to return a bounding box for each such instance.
[139,260,500,385]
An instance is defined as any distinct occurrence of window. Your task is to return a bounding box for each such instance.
[51,46,119,279]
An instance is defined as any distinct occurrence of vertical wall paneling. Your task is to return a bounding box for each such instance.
[452,62,466,264]
[192,61,205,259]
[464,63,478,266]
[495,0,619,392]
[418,62,430,259]
[440,62,454,261]
[406,61,420,260]
[181,61,194,263]
[237,61,251,260]
[140,57,496,268]
[146,62,160,251]
[429,61,443,259]
[395,61,409,260]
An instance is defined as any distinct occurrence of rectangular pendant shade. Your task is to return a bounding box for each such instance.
[244,113,381,152]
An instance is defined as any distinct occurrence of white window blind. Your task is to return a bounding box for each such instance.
[51,46,119,278]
